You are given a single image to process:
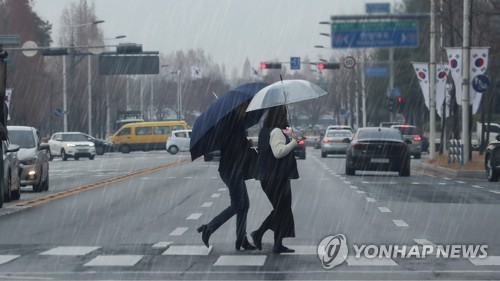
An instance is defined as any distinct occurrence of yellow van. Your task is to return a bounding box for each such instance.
[110,121,189,153]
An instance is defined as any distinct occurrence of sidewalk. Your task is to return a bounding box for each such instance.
[414,152,484,179]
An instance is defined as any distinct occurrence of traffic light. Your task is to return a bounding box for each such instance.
[396,96,404,113]
[260,62,282,69]
[388,97,395,112]
[317,63,340,71]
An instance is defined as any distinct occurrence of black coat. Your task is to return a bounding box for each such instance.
[256,127,299,181]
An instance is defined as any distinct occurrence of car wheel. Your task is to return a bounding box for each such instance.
[61,149,68,161]
[42,173,49,191]
[168,145,179,154]
[89,155,95,160]
[74,156,79,161]
[399,156,411,177]
[486,152,500,182]
[4,172,11,202]
[345,163,355,175]
[321,151,327,158]
[47,149,54,161]
[96,146,105,155]
[11,175,21,200]
[414,153,421,159]
[119,145,131,154]
[33,175,43,193]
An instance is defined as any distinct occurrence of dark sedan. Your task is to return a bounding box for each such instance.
[345,127,411,177]
[83,134,114,155]
[485,134,500,181]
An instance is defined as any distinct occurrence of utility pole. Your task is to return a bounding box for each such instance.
[462,0,471,163]
[430,0,437,160]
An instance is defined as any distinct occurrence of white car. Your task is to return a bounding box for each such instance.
[166,129,192,154]
[47,132,96,161]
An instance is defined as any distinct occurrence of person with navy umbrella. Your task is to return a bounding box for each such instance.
[197,101,257,251]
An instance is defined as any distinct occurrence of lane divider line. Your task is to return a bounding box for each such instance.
[13,159,190,208]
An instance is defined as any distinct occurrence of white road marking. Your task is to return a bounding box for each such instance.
[365,197,376,202]
[211,177,219,179]
[211,193,221,198]
[214,255,267,266]
[344,181,351,184]
[356,191,366,194]
[0,255,19,265]
[411,182,420,185]
[472,185,484,189]
[456,181,466,184]
[186,213,202,220]
[184,177,193,179]
[169,227,188,236]
[163,246,212,256]
[40,246,100,256]
[439,183,447,185]
[346,256,397,266]
[280,246,317,255]
[443,177,451,180]
[377,207,392,213]
[414,239,436,246]
[84,255,143,267]
[201,202,213,207]
[393,220,409,227]
[152,242,173,248]
[349,185,358,189]
[469,256,500,265]
[490,190,500,195]
[217,188,227,192]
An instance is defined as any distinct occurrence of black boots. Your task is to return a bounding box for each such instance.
[272,238,295,254]
[250,231,263,250]
[197,225,212,248]
[235,236,257,251]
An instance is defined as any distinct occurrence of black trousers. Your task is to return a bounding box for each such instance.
[258,178,295,240]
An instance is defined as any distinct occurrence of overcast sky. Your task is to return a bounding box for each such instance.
[32,0,400,74]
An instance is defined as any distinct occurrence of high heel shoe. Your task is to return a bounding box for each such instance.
[235,236,257,251]
[272,244,295,254]
[197,225,212,248]
[250,231,262,250]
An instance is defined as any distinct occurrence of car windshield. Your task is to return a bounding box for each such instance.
[9,130,35,148]
[62,134,89,142]
[357,129,402,141]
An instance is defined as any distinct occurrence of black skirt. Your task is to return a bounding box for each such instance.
[260,177,295,239]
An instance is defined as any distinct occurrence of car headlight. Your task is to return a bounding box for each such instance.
[89,143,95,147]
[65,143,76,147]
[21,157,38,165]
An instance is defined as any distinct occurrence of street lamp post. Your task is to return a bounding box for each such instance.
[65,20,104,132]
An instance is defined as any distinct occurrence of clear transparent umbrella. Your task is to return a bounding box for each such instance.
[246,79,328,112]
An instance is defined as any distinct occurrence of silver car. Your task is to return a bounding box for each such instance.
[0,140,21,207]
[390,125,422,159]
[47,132,96,161]
[321,129,352,157]
[8,126,50,192]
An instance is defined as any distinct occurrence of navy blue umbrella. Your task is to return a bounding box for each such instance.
[190,82,269,161]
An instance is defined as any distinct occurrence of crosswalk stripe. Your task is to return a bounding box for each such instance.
[40,246,100,256]
[163,246,212,256]
[469,255,500,265]
[0,255,20,265]
[346,256,397,266]
[214,255,266,266]
[169,227,188,236]
[84,255,143,267]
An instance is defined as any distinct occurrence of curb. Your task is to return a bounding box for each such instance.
[416,162,484,179]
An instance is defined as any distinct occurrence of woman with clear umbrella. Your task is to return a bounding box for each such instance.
[251,105,299,254]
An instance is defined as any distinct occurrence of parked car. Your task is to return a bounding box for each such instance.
[8,126,50,193]
[0,140,20,208]
[345,127,411,177]
[390,125,422,159]
[321,129,352,157]
[166,129,192,154]
[485,134,500,182]
[47,132,96,161]
[83,133,113,155]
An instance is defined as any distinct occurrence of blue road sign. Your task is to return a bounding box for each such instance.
[364,66,388,78]
[331,21,419,48]
[390,87,401,97]
[366,3,391,14]
[290,57,300,70]
[472,74,490,93]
